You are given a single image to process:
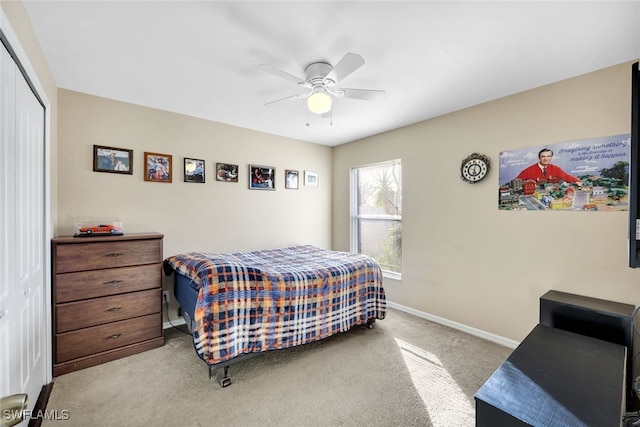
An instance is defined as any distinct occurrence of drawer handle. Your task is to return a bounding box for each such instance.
[105,333,123,340]
[104,253,124,258]
[105,307,123,312]
[103,280,124,285]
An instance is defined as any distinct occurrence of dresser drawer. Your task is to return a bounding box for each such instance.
[55,263,161,303]
[55,313,161,363]
[56,288,160,332]
[55,239,162,273]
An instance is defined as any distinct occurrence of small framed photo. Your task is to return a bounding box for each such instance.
[304,170,318,187]
[184,158,205,183]
[285,170,299,189]
[216,162,239,182]
[144,152,172,183]
[249,164,275,190]
[93,145,133,174]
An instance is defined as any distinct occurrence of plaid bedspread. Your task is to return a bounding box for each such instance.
[163,245,386,365]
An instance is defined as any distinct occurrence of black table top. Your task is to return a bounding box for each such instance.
[475,324,626,427]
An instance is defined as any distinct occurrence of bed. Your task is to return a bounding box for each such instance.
[162,245,387,387]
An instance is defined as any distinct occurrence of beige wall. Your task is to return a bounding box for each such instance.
[333,60,640,343]
[56,89,333,255]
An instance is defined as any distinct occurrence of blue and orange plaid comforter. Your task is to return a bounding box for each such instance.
[163,245,386,365]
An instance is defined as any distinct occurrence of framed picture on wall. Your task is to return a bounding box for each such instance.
[184,157,205,183]
[285,169,299,189]
[93,145,133,175]
[216,162,239,182]
[304,170,318,187]
[144,152,172,183]
[249,164,275,190]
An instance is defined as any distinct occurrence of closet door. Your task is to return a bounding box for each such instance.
[0,40,47,415]
[0,40,17,400]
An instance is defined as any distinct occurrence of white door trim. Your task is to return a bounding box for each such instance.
[1,7,53,383]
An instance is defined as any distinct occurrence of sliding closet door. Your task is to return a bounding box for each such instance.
[15,40,46,409]
[0,41,18,400]
[0,40,47,414]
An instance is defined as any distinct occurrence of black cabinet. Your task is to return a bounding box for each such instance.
[540,290,634,349]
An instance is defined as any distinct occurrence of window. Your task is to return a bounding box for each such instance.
[350,160,402,278]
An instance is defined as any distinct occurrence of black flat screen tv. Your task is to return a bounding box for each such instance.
[629,62,640,268]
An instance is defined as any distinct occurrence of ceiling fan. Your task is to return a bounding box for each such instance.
[259,53,386,115]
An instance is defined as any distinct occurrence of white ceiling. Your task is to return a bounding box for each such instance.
[21,1,640,147]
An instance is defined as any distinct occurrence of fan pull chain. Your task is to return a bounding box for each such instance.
[304,108,334,126]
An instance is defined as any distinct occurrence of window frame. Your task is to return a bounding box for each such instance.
[350,159,402,279]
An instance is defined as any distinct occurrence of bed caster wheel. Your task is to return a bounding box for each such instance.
[220,377,232,388]
[366,320,375,329]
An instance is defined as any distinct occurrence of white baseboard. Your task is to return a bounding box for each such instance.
[387,300,519,349]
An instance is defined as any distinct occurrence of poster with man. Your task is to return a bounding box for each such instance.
[498,133,630,211]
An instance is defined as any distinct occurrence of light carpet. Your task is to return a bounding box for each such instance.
[42,308,512,427]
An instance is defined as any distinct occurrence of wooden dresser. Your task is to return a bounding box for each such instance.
[51,232,164,376]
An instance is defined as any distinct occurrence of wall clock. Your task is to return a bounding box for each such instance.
[460,153,490,184]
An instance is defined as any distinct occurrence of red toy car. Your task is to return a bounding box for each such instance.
[78,224,122,235]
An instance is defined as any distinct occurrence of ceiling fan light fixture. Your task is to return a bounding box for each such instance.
[307,91,332,115]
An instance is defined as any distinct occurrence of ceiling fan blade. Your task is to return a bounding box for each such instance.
[324,53,365,83]
[264,92,309,106]
[340,88,386,101]
[259,64,304,84]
